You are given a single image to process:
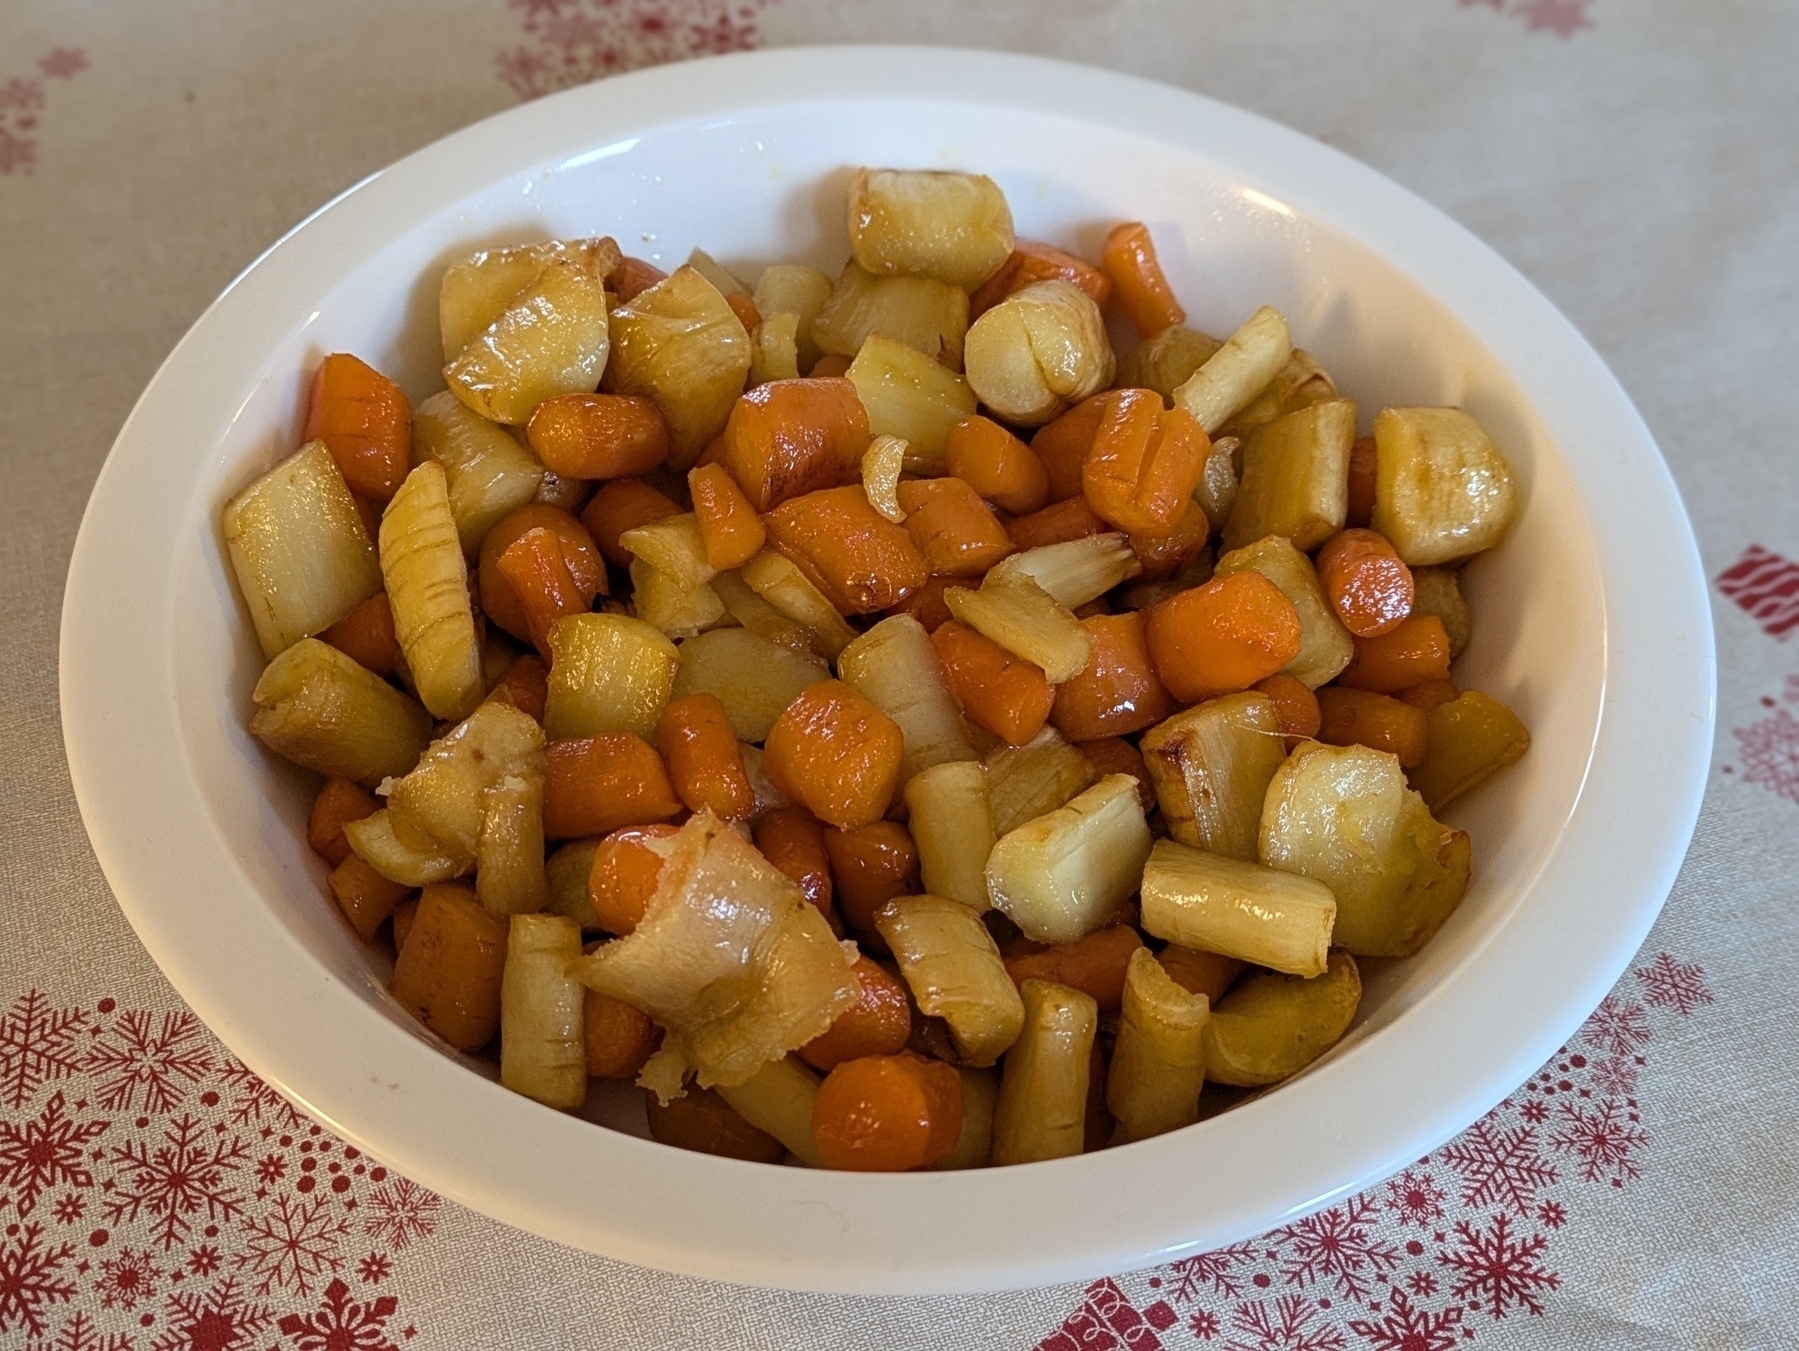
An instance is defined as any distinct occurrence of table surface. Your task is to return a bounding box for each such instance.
[3,2,1796,1347]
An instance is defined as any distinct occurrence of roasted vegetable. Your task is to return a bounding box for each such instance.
[1140,838,1336,978]
[445,256,611,425]
[542,613,680,742]
[991,979,1097,1165]
[1409,690,1530,810]
[500,914,587,1109]
[606,265,753,465]
[249,638,431,787]
[1139,692,1287,860]
[1106,948,1209,1142]
[1372,407,1519,566]
[963,280,1115,426]
[875,894,1024,1067]
[847,168,1015,290]
[380,461,484,721]
[985,775,1152,944]
[1202,949,1361,1087]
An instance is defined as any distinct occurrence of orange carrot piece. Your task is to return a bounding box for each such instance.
[391,895,419,953]
[580,479,683,569]
[1083,390,1212,537]
[763,486,931,615]
[1129,501,1211,581]
[686,462,766,570]
[881,574,958,633]
[720,377,871,512]
[1031,396,1107,502]
[479,504,606,641]
[389,882,508,1051]
[725,291,762,333]
[1346,435,1378,529]
[587,823,679,935]
[495,526,592,658]
[1099,222,1186,338]
[487,653,549,723]
[799,957,913,1072]
[762,680,907,830]
[821,821,919,944]
[321,591,401,678]
[945,415,1050,515]
[753,807,835,915]
[647,1086,786,1163]
[1146,571,1303,703]
[658,693,756,820]
[615,256,668,303]
[812,1053,963,1172]
[583,989,663,1079]
[1051,612,1173,741]
[1254,672,1322,749]
[1004,925,1144,1012]
[544,735,683,839]
[525,393,669,480]
[930,619,1056,746]
[1156,944,1244,1003]
[308,778,380,867]
[896,477,1016,577]
[809,353,853,379]
[969,239,1113,318]
[304,353,412,500]
[1316,687,1430,766]
[1006,496,1107,551]
[1074,737,1155,812]
[1336,614,1452,694]
[1315,528,1415,638]
[1397,677,1460,714]
[328,854,411,942]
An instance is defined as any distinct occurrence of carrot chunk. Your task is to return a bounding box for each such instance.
[821,821,919,943]
[881,574,958,633]
[1074,737,1155,812]
[1050,612,1173,741]
[753,807,835,915]
[1315,528,1415,638]
[1336,614,1452,694]
[1099,222,1186,338]
[1254,672,1322,749]
[583,989,663,1079]
[1030,397,1106,502]
[304,353,412,500]
[720,377,871,512]
[1316,687,1430,766]
[615,256,668,303]
[799,957,913,1072]
[930,619,1055,746]
[812,1052,963,1171]
[1006,497,1107,551]
[1346,435,1378,529]
[725,291,763,333]
[647,1086,785,1163]
[543,735,682,839]
[969,239,1113,318]
[308,777,380,866]
[1397,677,1460,714]
[488,653,549,722]
[1145,571,1303,703]
[809,353,853,379]
[896,477,1016,577]
[1081,389,1211,537]
[580,479,682,569]
[1129,500,1211,581]
[321,591,401,678]
[495,526,592,659]
[479,504,606,641]
[945,415,1050,515]
[389,882,507,1051]
[763,486,931,615]
[392,896,419,953]
[658,693,756,820]
[762,680,906,830]
[688,462,766,570]
[328,855,411,942]
[525,393,669,479]
[1156,945,1245,1002]
[587,823,679,935]
[1004,925,1143,1012]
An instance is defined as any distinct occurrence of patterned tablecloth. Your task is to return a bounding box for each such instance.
[3,2,1796,1347]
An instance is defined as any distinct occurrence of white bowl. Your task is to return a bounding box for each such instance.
[59,46,1713,1294]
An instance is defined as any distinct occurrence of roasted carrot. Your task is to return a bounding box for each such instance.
[1004,925,1144,1012]
[580,479,683,569]
[304,353,411,500]
[647,1086,786,1163]
[763,681,907,830]
[583,989,663,1079]
[1254,672,1322,749]
[1074,737,1155,812]
[809,353,853,379]
[720,377,871,512]
[725,291,763,333]
[657,693,756,820]
[320,591,401,678]
[930,619,1056,746]
[1030,396,1106,502]
[799,956,913,1072]
[495,526,592,658]
[821,821,919,945]
[763,486,931,615]
[688,462,766,570]
[479,504,606,641]
[1346,435,1378,529]
[543,735,683,839]
[881,574,958,633]
[812,1052,963,1171]
[328,855,411,942]
[1397,677,1461,714]
[308,777,380,866]
[945,415,1050,515]
[615,256,668,303]
[391,895,419,953]
[1099,222,1186,338]
[487,653,549,723]
[1006,497,1107,551]
[753,807,835,914]
[1316,687,1430,767]
[896,477,1016,577]
[389,882,508,1051]
[1146,571,1303,703]
[1129,501,1211,581]
[1336,614,1452,694]
[1050,612,1173,741]
[969,239,1113,318]
[1082,389,1211,537]
[586,823,679,935]
[525,393,669,480]
[1156,944,1244,1003]
[1315,527,1414,638]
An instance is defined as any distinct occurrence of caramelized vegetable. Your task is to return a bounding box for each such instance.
[309,778,380,866]
[687,462,766,569]
[1107,948,1209,1142]
[584,989,662,1079]
[800,957,914,1071]
[875,894,1024,1067]
[525,393,669,479]
[1140,692,1286,860]
[1140,838,1335,978]
[719,377,870,512]
[658,693,756,820]
[605,265,753,465]
[646,1086,786,1163]
[764,486,931,615]
[930,619,1055,747]
[1082,388,1211,537]
[1372,407,1518,565]
[846,168,1015,290]
[543,734,682,839]
[836,614,977,782]
[971,239,1112,318]
[1336,614,1453,694]
[320,592,400,680]
[1006,497,1107,551]
[964,280,1115,426]
[1316,687,1430,767]
[478,504,605,644]
[945,415,1050,514]
[1409,690,1530,810]
[985,775,1152,945]
[543,613,679,742]
[1146,572,1303,703]
[250,639,431,787]
[821,821,920,941]
[812,1052,963,1171]
[1049,612,1172,741]
[762,680,907,830]
[305,353,412,500]
[390,882,508,1051]
[1315,528,1415,638]
[581,478,682,569]
[587,823,678,935]
[896,477,1015,577]
[500,914,587,1109]
[1003,924,1143,1012]
[753,807,835,914]
[991,979,1096,1165]
[1255,673,1322,748]
[1099,222,1185,338]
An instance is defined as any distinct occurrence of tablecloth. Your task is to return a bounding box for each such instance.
[3,2,1796,1347]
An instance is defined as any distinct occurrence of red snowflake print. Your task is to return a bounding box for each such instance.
[1437,1120,1559,1217]
[1438,1213,1559,1318]
[357,1251,391,1284]
[1382,1167,1448,1229]
[0,1220,78,1337]
[1403,1269,1438,1296]
[52,1194,85,1226]
[1733,709,1799,804]
[0,1092,109,1218]
[149,1276,271,1351]
[233,1194,348,1297]
[1633,952,1714,1015]
[1547,1097,1647,1187]
[1167,1241,1258,1302]
[0,48,86,175]
[215,1060,302,1132]
[92,1247,160,1311]
[1271,1197,1401,1302]
[37,49,88,80]
[1537,1200,1567,1230]
[102,1114,247,1252]
[1223,1294,1345,1351]
[360,1179,439,1252]
[1517,1097,1548,1124]
[1588,1055,1640,1099]
[495,0,773,100]
[0,992,88,1110]
[1580,996,1651,1058]
[278,1277,401,1351]
[85,1011,212,1116]
[186,1244,221,1278]
[1346,1288,1465,1350]
[1034,1277,1169,1350]
[1513,0,1594,35]
[25,1309,135,1351]
[1716,543,1799,638]
[1190,1309,1220,1340]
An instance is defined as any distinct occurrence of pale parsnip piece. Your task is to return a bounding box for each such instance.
[249,638,430,786]
[542,612,679,742]
[1173,305,1293,435]
[710,570,823,657]
[606,265,752,466]
[477,770,549,918]
[930,1067,999,1170]
[875,894,1024,1066]
[984,726,1098,838]
[749,312,802,386]
[812,262,969,370]
[861,433,908,522]
[845,334,978,474]
[1223,398,1356,552]
[619,512,717,591]
[685,247,748,300]
[1260,742,1471,957]
[1115,326,1224,405]
[439,236,620,364]
[381,461,484,721]
[1372,407,1519,565]
[445,256,611,425]
[344,808,463,887]
[1410,691,1530,812]
[985,775,1152,944]
[629,558,728,640]
[1219,348,1338,440]
[500,914,587,1110]
[386,700,547,869]
[1139,692,1286,860]
[963,280,1114,427]
[543,837,602,931]
[846,168,1015,291]
[412,391,545,555]
[904,761,997,912]
[738,549,858,659]
[1194,435,1240,532]
[944,575,1094,684]
[837,615,977,782]
[1214,535,1354,689]
[752,263,833,372]
[1139,838,1335,978]
[224,441,382,659]
[738,742,794,820]
[1202,949,1361,1087]
[1106,947,1209,1142]
[987,533,1142,610]
[991,979,1096,1166]
[1411,567,1471,658]
[670,627,829,743]
[715,1055,824,1167]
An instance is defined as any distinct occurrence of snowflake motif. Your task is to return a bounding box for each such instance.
[149,1276,271,1351]
[0,992,88,1110]
[278,1277,402,1351]
[1404,1268,1439,1296]
[1168,1241,1259,1302]
[1191,1309,1220,1340]
[1547,1097,1647,1187]
[1270,1197,1401,1302]
[1438,1213,1559,1318]
[1383,1167,1448,1229]
[1537,1200,1567,1230]
[186,1244,221,1278]
[496,0,772,100]
[0,1220,78,1337]
[254,1154,286,1188]
[1588,1055,1640,1098]
[1517,1098,1548,1124]
[1634,952,1714,1015]
[0,1092,109,1218]
[37,49,88,79]
[1437,1120,1559,1217]
[216,1060,303,1131]
[85,1010,212,1116]
[52,1194,85,1226]
[1513,0,1594,35]
[357,1251,392,1284]
[361,1178,439,1252]
[1346,1288,1465,1350]
[1224,1294,1345,1351]
[1580,996,1651,1058]
[24,1309,135,1351]
[93,1247,161,1311]
[0,77,45,110]
[234,1193,348,1297]
[1733,709,1799,804]
[102,1114,247,1252]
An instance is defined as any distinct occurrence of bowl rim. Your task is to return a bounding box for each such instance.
[59,44,1715,1294]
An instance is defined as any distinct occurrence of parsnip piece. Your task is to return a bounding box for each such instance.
[963,280,1115,426]
[607,265,753,466]
[1194,435,1240,532]
[931,1067,999,1170]
[1214,535,1354,689]
[344,808,463,886]
[544,837,602,931]
[412,391,545,555]
[619,511,716,592]
[1140,839,1335,978]
[738,742,793,820]
[1260,742,1470,957]
[1410,691,1530,811]
[812,262,969,370]
[876,894,1023,1066]
[501,914,587,1110]
[739,549,858,659]
[1411,567,1471,658]
[991,979,1096,1165]
[439,236,620,364]
[985,775,1152,944]
[944,576,1093,684]
[1173,306,1293,435]
[987,534,1142,610]
[386,700,547,868]
[846,168,1015,291]
[838,615,977,782]
[446,256,611,424]
[629,558,727,640]
[224,441,382,659]
[904,761,997,912]
[249,638,430,786]
[1139,693,1286,860]
[861,434,908,522]
[710,570,822,656]
[686,247,748,300]
[1107,948,1209,1142]
[749,312,802,385]
[715,1055,824,1167]
[381,461,484,721]
[571,812,859,1087]
[476,770,549,917]
[752,263,833,372]
[1202,948,1360,1087]
[845,335,978,474]
[1219,348,1338,439]
[984,727,1098,838]
[1372,407,1519,565]
[1223,398,1356,552]
[670,627,828,743]
[543,612,680,742]
[1116,326,1224,405]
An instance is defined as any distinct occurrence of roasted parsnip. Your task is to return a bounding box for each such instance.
[986,775,1152,944]
[500,913,587,1109]
[846,168,1015,291]
[446,256,611,425]
[1140,838,1336,978]
[1411,567,1471,658]
[984,727,1098,838]
[837,615,977,782]
[476,771,549,917]
[439,236,620,364]
[344,808,464,886]
[991,979,1097,1165]
[1115,325,1224,405]
[861,433,909,522]
[1202,948,1361,1087]
[1372,407,1519,566]
[1173,305,1292,435]
[1409,690,1530,811]
[412,391,545,554]
[875,894,1024,1066]
[670,626,830,743]
[381,460,484,721]
[715,1055,825,1167]
[737,549,858,659]
[544,837,603,931]
[752,263,833,372]
[1139,693,1287,860]
[904,761,998,912]
[845,335,978,473]
[606,265,752,465]
[963,280,1115,426]
[386,700,547,869]
[628,557,727,640]
[1106,948,1209,1142]
[986,533,1143,610]
[944,575,1094,684]
[930,1067,999,1170]
[1223,398,1356,552]
[249,638,431,787]
[1218,347,1337,440]
[543,612,680,742]
[813,263,969,370]
[619,511,716,592]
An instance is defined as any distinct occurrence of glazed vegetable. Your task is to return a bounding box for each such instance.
[845,335,978,473]
[836,615,977,782]
[1372,407,1519,565]
[1139,692,1287,860]
[876,894,1024,1067]
[847,168,1015,291]
[380,461,484,721]
[413,391,545,554]
[964,280,1115,426]
[606,265,752,465]
[1106,948,1209,1142]
[1202,950,1361,1087]
[1223,398,1357,552]
[306,354,412,500]
[1140,838,1336,978]
[390,882,508,1051]
[445,255,611,425]
[991,980,1096,1165]
[249,638,431,787]
[762,680,907,830]
[984,727,1098,838]
[986,775,1153,945]
[1174,305,1292,435]
[500,914,587,1109]
[814,263,969,370]
[717,1056,826,1166]
[904,761,998,913]
[542,613,679,742]
[669,627,830,743]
